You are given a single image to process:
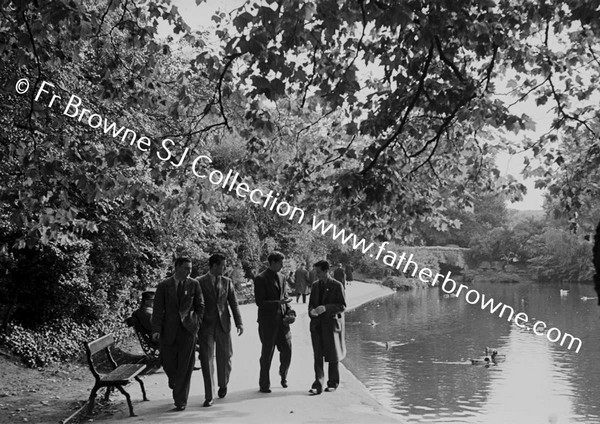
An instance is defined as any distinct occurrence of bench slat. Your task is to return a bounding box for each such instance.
[100,364,146,382]
[87,334,115,355]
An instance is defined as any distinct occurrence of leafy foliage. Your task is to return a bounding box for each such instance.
[2,0,600,364]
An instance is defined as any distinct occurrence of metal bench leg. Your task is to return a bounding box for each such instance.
[87,384,101,415]
[104,386,113,401]
[114,384,136,417]
[135,376,149,401]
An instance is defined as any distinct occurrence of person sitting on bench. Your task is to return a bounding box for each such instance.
[127,290,160,349]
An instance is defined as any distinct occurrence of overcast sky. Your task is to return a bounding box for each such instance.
[168,0,548,211]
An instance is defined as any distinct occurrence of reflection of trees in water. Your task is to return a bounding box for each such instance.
[344,283,599,422]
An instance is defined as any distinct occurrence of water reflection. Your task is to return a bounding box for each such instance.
[343,282,600,423]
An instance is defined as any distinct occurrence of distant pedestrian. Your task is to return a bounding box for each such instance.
[197,253,243,407]
[333,263,347,288]
[308,260,346,395]
[345,264,354,284]
[151,257,205,411]
[294,264,310,303]
[254,251,294,393]
[287,271,295,297]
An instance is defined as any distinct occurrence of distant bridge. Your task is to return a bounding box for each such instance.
[396,245,469,270]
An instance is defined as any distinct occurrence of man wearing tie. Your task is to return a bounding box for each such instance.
[308,260,346,395]
[151,257,205,411]
[197,253,243,407]
[254,251,294,393]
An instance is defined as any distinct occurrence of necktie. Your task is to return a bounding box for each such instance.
[177,280,184,303]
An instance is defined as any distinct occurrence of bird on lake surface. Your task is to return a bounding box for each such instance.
[485,347,506,361]
[365,341,409,350]
[471,351,498,365]
[559,289,569,296]
[581,296,598,301]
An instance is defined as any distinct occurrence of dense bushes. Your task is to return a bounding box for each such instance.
[528,228,594,283]
[466,219,595,283]
[1,241,93,328]
[1,318,130,368]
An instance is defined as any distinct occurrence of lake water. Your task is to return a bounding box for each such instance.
[343,281,600,424]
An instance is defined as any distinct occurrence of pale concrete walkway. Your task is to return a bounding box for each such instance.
[99,281,402,423]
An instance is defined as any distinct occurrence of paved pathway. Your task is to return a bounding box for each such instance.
[98,281,402,423]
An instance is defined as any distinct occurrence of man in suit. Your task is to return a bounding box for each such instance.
[345,264,354,286]
[254,251,294,393]
[294,264,310,303]
[151,257,205,411]
[308,260,346,395]
[197,253,243,407]
[333,263,347,288]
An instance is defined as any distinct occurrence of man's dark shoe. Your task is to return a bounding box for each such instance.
[279,371,288,388]
[174,404,186,411]
[308,388,322,395]
[203,399,213,407]
[325,387,337,392]
[218,387,227,398]
[259,388,272,393]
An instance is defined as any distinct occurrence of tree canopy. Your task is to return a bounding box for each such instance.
[1,0,600,364]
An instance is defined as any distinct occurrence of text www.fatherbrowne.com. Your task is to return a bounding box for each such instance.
[311,216,583,353]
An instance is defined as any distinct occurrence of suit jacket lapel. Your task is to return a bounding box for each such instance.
[167,276,178,307]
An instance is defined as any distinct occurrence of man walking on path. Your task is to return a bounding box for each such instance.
[294,263,311,303]
[308,260,346,395]
[254,251,294,393]
[197,253,244,407]
[345,264,354,284]
[151,257,205,411]
[333,263,347,288]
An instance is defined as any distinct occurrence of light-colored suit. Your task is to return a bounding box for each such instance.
[197,273,242,400]
[151,276,204,407]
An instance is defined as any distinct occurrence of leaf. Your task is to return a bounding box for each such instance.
[233,12,254,31]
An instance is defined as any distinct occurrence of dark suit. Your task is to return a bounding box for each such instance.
[197,273,242,401]
[333,267,346,287]
[254,268,292,390]
[151,276,204,407]
[309,277,346,390]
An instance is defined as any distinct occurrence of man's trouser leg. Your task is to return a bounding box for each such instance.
[275,324,292,382]
[258,323,277,390]
[199,329,216,401]
[172,324,197,407]
[310,329,324,390]
[215,325,233,390]
[327,361,339,388]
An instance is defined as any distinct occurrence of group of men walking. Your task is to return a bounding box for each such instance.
[150,254,241,410]
[149,251,349,411]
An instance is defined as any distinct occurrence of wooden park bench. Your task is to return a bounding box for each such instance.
[85,334,148,417]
